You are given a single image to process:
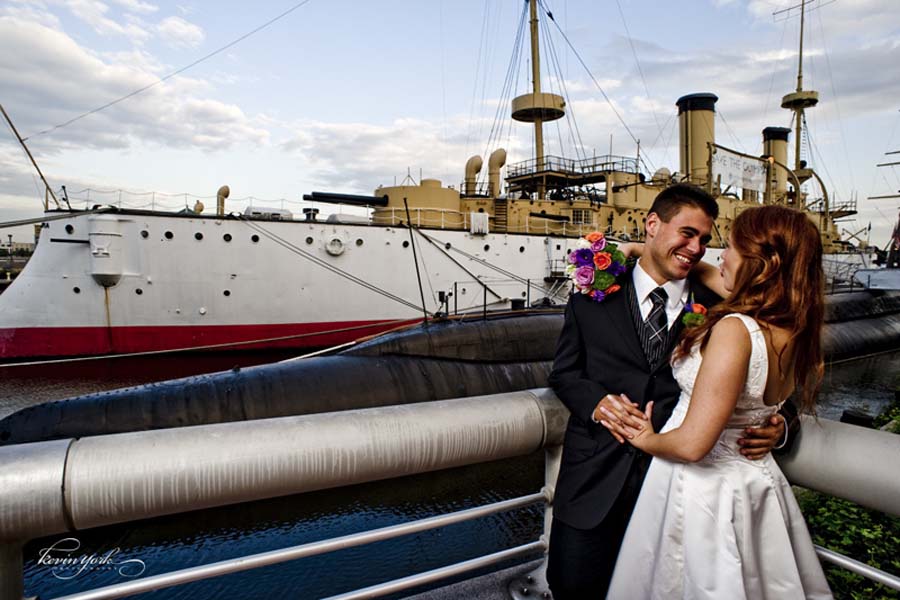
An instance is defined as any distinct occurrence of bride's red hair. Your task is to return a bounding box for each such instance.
[675,205,825,413]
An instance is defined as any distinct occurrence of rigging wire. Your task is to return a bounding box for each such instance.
[540,5,647,168]
[23,0,316,141]
[814,6,855,192]
[613,0,663,154]
[238,218,432,315]
[541,5,587,163]
[717,110,747,154]
[466,1,492,157]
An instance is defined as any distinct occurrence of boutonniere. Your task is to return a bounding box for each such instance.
[682,294,708,326]
[565,232,627,303]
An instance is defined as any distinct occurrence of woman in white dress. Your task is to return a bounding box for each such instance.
[603,205,832,599]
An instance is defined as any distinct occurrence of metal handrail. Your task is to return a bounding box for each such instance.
[53,493,548,600]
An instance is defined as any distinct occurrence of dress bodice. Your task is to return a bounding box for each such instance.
[671,313,781,432]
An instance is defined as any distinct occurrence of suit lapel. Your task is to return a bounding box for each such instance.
[598,272,648,368]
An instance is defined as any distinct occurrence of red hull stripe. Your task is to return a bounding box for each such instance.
[0,320,418,359]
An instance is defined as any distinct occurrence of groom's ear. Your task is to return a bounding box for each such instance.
[645,212,661,240]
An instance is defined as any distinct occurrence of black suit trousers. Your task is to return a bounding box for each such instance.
[547,452,651,600]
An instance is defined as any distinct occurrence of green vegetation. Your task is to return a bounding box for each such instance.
[795,397,900,599]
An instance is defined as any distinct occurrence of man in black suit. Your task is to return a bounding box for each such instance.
[546,184,789,599]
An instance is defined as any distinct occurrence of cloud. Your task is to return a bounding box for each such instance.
[156,15,203,48]
[109,0,157,14]
[0,16,267,154]
[62,0,151,41]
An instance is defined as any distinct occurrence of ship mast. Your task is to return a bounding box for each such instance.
[781,0,818,174]
[510,0,565,200]
[528,0,545,180]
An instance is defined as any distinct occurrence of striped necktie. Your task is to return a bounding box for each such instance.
[643,287,668,366]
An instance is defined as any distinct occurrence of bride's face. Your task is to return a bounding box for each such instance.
[720,234,743,292]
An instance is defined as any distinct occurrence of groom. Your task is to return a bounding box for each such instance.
[546,184,790,599]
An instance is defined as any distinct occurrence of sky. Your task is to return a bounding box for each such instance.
[1,0,899,246]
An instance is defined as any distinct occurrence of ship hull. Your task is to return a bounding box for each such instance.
[0,209,573,359]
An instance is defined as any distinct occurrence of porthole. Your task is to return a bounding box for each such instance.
[73,287,81,294]
[483,244,490,252]
[195,232,203,240]
[65,224,74,234]
[521,291,527,297]
[251,234,260,243]
[140,230,149,238]
[519,246,525,253]
[223,290,231,297]
[556,244,561,250]
[356,239,364,246]
[306,237,314,245]
[445,242,451,250]
[402,241,410,248]
[164,231,173,240]
[478,208,485,213]
[223,233,232,242]
[135,288,143,295]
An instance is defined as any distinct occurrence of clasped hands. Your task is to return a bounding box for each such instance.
[593,394,786,460]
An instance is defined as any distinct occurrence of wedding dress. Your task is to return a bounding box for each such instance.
[607,313,832,599]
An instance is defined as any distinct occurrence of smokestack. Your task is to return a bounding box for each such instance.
[676,93,718,185]
[763,127,791,200]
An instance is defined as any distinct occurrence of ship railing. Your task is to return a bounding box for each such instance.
[442,278,567,315]
[1,391,899,600]
[372,207,469,230]
[507,154,640,179]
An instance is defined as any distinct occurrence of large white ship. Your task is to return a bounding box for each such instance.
[0,0,859,360]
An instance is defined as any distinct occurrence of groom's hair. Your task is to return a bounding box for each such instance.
[648,184,719,222]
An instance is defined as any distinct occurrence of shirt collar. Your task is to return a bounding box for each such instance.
[633,259,689,307]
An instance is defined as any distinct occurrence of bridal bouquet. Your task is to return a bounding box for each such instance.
[566,232,627,303]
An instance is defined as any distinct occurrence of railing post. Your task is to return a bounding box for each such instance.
[0,542,24,600]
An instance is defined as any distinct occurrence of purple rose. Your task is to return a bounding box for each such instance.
[591,290,606,303]
[591,238,607,252]
[609,261,626,276]
[574,265,595,287]
[572,248,594,267]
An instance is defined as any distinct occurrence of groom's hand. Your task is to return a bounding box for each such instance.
[593,394,646,444]
[737,415,786,460]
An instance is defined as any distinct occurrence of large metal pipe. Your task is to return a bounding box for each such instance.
[676,93,718,185]
[2,296,899,445]
[777,416,900,517]
[0,389,565,542]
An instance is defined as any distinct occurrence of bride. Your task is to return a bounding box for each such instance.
[603,205,832,598]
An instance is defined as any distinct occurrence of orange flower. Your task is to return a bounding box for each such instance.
[604,284,621,294]
[585,231,605,243]
[692,303,708,315]
[593,252,612,270]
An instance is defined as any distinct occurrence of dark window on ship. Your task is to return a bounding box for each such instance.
[65,224,74,234]
[140,230,149,238]
[571,209,591,225]
[445,242,451,249]
[224,290,231,297]
[164,231,173,239]
[484,245,490,252]
[73,287,80,294]
[195,232,203,240]
[519,246,525,253]
[223,234,232,242]
[251,235,260,243]
[306,237,314,244]
[135,288,143,295]
[356,239,364,246]
[402,241,410,248]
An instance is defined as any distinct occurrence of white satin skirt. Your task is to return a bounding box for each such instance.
[607,417,832,599]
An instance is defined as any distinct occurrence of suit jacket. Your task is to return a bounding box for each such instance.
[548,269,720,530]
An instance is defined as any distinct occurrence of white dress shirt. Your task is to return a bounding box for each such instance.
[633,260,689,330]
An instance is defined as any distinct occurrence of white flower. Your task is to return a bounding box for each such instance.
[576,238,592,249]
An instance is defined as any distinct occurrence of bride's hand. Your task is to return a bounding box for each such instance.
[600,397,656,449]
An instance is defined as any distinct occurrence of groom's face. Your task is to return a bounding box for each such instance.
[643,205,714,283]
